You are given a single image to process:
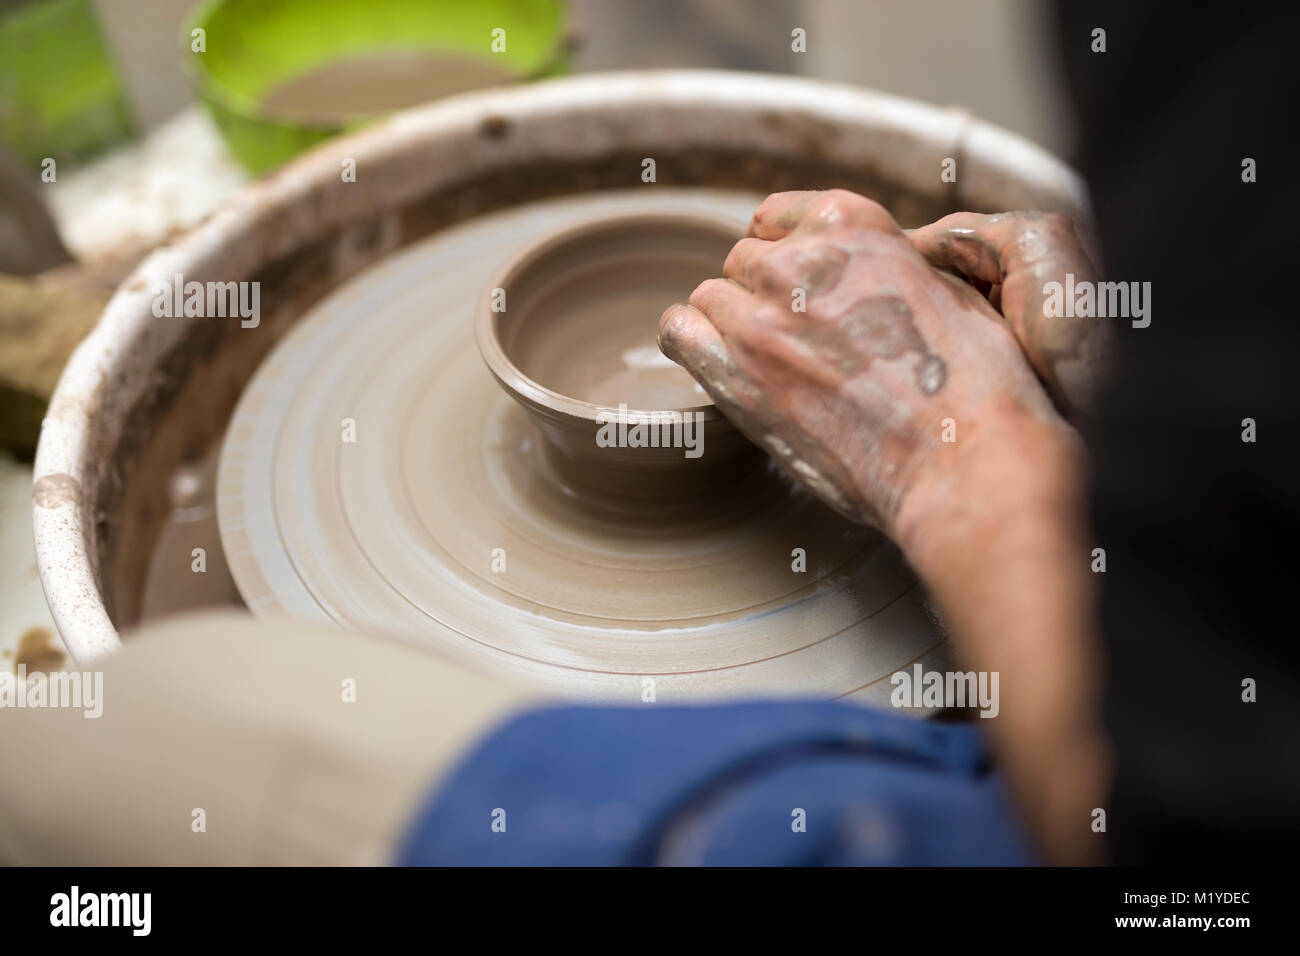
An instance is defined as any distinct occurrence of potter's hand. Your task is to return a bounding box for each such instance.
[661,190,1107,864]
[658,189,1068,532]
[907,211,1112,416]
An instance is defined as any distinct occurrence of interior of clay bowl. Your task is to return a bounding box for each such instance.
[478,211,761,507]
[34,72,1088,687]
[486,213,736,411]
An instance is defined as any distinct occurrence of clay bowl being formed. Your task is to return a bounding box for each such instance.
[476,211,762,515]
[32,71,1089,696]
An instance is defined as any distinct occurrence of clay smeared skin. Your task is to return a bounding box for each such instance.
[820,295,948,396]
[660,190,1066,529]
[908,211,1114,417]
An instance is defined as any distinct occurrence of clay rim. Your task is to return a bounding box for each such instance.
[475,209,746,425]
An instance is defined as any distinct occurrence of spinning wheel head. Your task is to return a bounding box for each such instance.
[216,189,947,706]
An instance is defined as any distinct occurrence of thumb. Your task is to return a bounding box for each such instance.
[907,212,1008,288]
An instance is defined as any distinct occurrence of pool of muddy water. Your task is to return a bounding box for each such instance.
[261,52,518,122]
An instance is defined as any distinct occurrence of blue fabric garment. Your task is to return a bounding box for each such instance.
[396,700,1035,866]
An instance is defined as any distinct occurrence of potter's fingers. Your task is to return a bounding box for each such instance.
[722,237,770,291]
[727,235,852,300]
[911,211,1096,287]
[908,213,1006,287]
[687,277,758,339]
[750,189,900,240]
[657,302,709,363]
[748,191,820,239]
[657,302,739,384]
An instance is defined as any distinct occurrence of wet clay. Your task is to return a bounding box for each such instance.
[497,218,736,409]
[14,626,64,674]
[481,214,762,510]
[32,473,80,509]
[217,190,949,706]
[827,295,947,395]
[261,52,517,121]
[515,278,709,409]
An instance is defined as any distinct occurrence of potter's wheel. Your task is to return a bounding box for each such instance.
[217,188,948,706]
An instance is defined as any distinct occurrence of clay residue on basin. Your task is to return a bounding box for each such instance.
[14,626,65,674]
[32,473,81,509]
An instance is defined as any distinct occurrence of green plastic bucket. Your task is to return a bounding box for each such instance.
[183,0,571,174]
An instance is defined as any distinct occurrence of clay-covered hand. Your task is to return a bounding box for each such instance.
[658,189,1067,531]
[907,211,1112,416]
